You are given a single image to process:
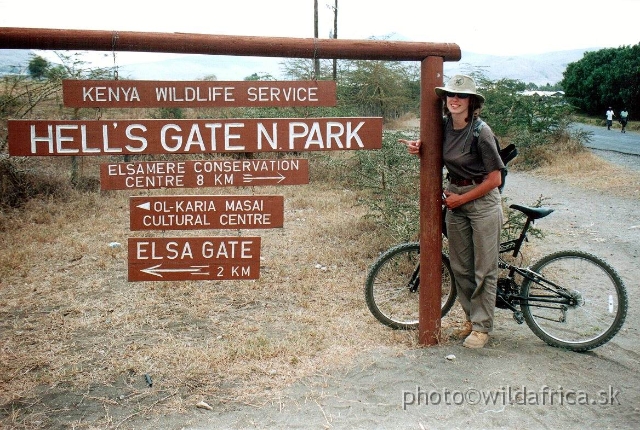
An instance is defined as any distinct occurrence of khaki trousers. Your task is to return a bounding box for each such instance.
[445,185,502,333]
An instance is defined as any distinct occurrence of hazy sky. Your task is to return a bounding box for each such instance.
[1,0,639,63]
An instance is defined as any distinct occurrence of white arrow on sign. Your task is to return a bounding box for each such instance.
[141,264,210,278]
[137,202,151,210]
[242,172,286,184]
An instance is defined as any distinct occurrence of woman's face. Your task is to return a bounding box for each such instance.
[446,93,470,116]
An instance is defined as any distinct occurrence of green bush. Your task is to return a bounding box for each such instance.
[338,130,421,242]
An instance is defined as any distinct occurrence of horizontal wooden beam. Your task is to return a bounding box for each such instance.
[0,27,461,62]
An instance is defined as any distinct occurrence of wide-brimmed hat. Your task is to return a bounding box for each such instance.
[435,74,485,103]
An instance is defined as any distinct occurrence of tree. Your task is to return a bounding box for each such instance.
[280,57,418,120]
[280,57,334,81]
[244,72,276,81]
[562,44,640,116]
[27,55,50,80]
[339,60,416,119]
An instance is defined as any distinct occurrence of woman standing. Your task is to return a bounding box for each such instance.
[399,75,504,349]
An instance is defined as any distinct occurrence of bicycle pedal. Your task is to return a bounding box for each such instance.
[513,311,525,324]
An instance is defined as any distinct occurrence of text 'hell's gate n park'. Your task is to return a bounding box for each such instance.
[8,118,382,156]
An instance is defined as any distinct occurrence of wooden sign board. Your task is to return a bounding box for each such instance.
[63,80,337,108]
[8,118,383,156]
[129,195,284,231]
[100,158,309,190]
[128,236,261,281]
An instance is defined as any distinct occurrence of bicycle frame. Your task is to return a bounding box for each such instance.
[443,203,578,315]
[498,262,578,307]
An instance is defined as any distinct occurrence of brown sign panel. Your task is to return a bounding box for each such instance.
[63,80,337,108]
[100,158,309,190]
[8,117,383,156]
[129,195,284,231]
[128,236,261,281]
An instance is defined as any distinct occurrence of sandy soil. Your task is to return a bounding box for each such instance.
[127,170,640,429]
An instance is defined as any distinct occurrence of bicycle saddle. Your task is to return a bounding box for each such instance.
[509,204,554,220]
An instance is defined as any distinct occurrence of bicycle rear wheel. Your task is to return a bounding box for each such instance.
[364,242,456,330]
[521,250,627,351]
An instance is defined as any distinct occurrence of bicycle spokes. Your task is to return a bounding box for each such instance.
[521,251,627,351]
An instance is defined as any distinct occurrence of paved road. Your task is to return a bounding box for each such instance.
[573,123,640,155]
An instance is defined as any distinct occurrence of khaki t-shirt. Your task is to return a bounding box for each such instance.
[443,119,504,180]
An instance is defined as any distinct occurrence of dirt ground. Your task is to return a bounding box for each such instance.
[129,168,639,430]
[2,157,639,430]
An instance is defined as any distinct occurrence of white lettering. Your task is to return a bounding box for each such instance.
[161,124,182,152]
[81,86,140,102]
[29,124,54,154]
[125,125,148,152]
[257,122,278,150]
[56,124,79,154]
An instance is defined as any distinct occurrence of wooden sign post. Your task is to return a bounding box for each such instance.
[1,26,461,346]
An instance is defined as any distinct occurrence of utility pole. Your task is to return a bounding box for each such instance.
[332,0,338,81]
[314,0,320,78]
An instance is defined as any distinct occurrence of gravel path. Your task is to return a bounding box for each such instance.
[589,149,640,173]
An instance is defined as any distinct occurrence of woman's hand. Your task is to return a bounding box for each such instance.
[398,138,422,155]
[443,190,464,209]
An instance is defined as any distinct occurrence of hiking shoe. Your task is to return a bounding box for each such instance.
[452,321,473,339]
[463,331,489,349]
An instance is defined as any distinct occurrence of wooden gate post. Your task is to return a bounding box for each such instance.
[418,56,444,345]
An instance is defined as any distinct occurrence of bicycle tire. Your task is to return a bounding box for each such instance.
[521,250,627,352]
[364,242,456,330]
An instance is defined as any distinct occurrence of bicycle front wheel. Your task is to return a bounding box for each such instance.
[521,250,628,352]
[364,242,456,330]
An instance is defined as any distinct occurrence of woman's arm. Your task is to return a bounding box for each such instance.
[443,169,502,209]
[399,138,502,209]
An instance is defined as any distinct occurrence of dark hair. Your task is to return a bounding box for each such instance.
[442,94,484,123]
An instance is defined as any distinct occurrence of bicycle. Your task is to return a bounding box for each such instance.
[364,203,628,352]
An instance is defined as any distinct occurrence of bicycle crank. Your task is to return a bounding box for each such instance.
[513,311,525,324]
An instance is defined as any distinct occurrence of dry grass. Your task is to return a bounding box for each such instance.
[522,146,640,198]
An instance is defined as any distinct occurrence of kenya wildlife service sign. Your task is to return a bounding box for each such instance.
[63,80,337,108]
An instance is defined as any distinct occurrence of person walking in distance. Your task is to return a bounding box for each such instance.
[620,108,629,133]
[606,107,615,130]
[399,75,505,349]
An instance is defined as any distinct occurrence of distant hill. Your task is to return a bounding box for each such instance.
[0,49,31,75]
[117,55,288,81]
[444,49,599,85]
[0,47,598,85]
